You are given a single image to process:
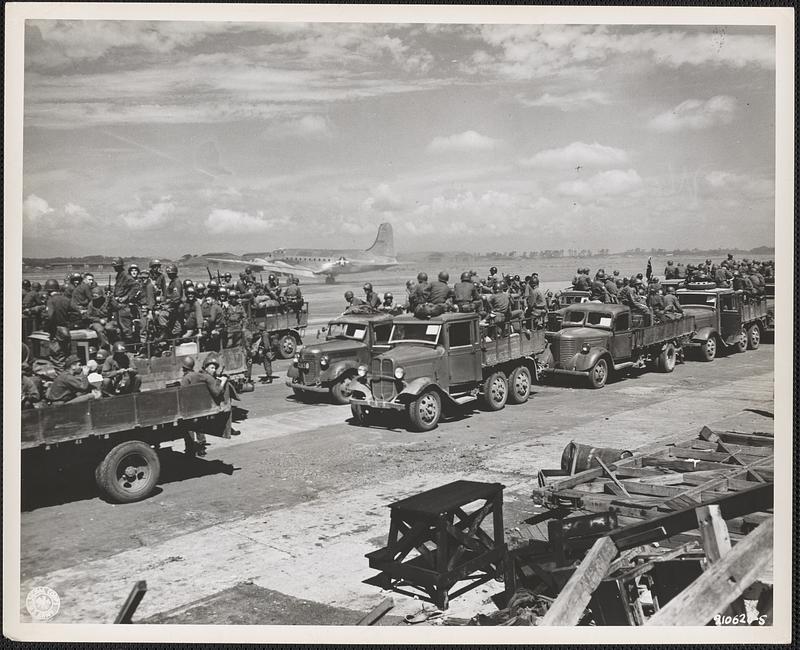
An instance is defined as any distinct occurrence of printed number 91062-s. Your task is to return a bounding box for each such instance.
[714,613,767,625]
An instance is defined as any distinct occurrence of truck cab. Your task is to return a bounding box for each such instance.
[543,303,695,388]
[350,312,545,431]
[676,284,767,360]
[286,313,394,404]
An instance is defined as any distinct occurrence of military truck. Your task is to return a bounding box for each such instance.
[540,303,696,389]
[246,301,309,359]
[286,312,395,404]
[22,383,234,503]
[349,313,547,431]
[676,284,770,360]
[764,282,775,337]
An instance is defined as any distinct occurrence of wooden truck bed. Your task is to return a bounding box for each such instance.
[634,315,696,348]
[740,298,769,324]
[21,383,231,450]
[249,301,308,332]
[481,327,547,367]
[133,344,247,391]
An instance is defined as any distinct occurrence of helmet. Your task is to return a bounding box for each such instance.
[240,272,248,280]
[69,272,82,284]
[228,289,239,299]
[32,281,41,291]
[149,259,161,268]
[223,272,232,280]
[166,264,178,276]
[95,348,109,362]
[111,257,124,268]
[203,355,220,368]
[196,282,206,291]
[112,341,127,355]
[344,290,354,300]
[268,274,276,282]
[499,281,508,291]
[293,277,299,284]
[44,279,60,293]
[128,264,140,275]
[182,279,193,289]
[181,356,195,370]
[438,271,449,283]
[460,271,471,282]
[22,279,31,290]
[208,280,219,290]
[490,266,498,275]
[363,282,373,292]
[56,326,71,340]
[417,272,428,283]
[513,274,520,281]
[218,287,229,297]
[596,271,605,280]
[384,292,393,300]
[185,286,197,298]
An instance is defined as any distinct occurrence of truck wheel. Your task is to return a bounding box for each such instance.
[330,374,355,405]
[482,371,508,410]
[700,336,717,362]
[657,343,676,373]
[94,440,160,504]
[350,403,372,425]
[408,390,442,432]
[746,324,760,350]
[508,365,532,404]
[587,358,608,389]
[735,328,747,353]
[277,334,297,359]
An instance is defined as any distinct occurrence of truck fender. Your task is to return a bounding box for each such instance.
[348,378,373,401]
[324,360,358,384]
[397,377,439,402]
[573,347,612,373]
[691,326,716,343]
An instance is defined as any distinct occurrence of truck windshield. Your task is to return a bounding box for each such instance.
[390,323,441,345]
[586,312,614,329]
[678,293,717,308]
[326,322,367,341]
[563,311,586,326]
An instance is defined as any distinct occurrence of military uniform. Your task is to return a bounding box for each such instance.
[47,369,94,403]
[70,281,94,312]
[46,293,77,334]
[181,369,227,401]
[113,269,139,340]
[663,293,684,320]
[454,281,481,312]
[364,291,382,310]
[101,354,141,394]
[428,280,454,306]
[162,277,184,338]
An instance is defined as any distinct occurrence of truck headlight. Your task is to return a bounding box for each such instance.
[293,354,300,365]
[357,364,367,377]
[320,355,330,369]
[580,343,591,354]
[394,367,405,379]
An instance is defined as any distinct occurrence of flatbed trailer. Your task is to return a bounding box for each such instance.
[21,383,233,503]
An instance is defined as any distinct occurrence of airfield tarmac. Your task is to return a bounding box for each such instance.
[18,330,775,626]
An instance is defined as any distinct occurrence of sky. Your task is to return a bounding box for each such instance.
[21,20,776,258]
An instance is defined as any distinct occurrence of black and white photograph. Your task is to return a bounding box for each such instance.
[4,3,793,644]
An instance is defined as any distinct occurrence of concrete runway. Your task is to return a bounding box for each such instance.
[19,342,774,625]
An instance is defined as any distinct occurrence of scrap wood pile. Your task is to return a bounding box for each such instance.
[471,426,774,626]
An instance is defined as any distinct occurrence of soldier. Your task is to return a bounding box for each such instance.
[343,290,367,313]
[410,272,432,313]
[22,280,40,311]
[149,259,168,296]
[714,261,732,288]
[110,257,138,341]
[362,282,381,310]
[573,268,591,291]
[181,286,201,337]
[748,265,765,297]
[525,276,547,325]
[44,278,78,334]
[69,273,94,313]
[161,264,184,339]
[84,286,114,348]
[675,262,686,279]
[604,272,619,303]
[284,277,305,324]
[664,260,677,279]
[380,292,403,315]
[454,271,482,313]
[221,289,246,348]
[101,341,141,395]
[21,360,43,410]
[46,354,100,404]
[429,271,454,307]
[647,284,666,322]
[222,271,235,291]
[198,292,224,351]
[662,286,684,320]
[179,356,229,455]
[589,272,610,303]
[48,325,72,372]
[487,266,500,287]
[404,280,415,312]
[64,272,82,301]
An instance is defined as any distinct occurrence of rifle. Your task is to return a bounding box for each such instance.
[107,275,112,295]
[206,266,213,281]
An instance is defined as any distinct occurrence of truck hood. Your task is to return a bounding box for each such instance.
[555,327,612,342]
[302,339,365,357]
[376,343,443,365]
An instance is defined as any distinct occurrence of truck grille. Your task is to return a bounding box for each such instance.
[557,338,578,362]
[370,358,397,400]
[298,354,319,383]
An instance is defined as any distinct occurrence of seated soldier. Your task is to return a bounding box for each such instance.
[662,286,684,320]
[22,361,43,409]
[46,354,101,404]
[646,285,666,322]
[454,272,482,313]
[101,341,142,395]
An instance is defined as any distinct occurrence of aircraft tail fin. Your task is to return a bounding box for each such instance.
[364,222,394,258]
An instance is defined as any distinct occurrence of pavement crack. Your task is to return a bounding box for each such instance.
[224,528,297,558]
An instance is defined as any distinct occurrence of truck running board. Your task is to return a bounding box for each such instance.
[613,362,635,371]
[453,395,477,406]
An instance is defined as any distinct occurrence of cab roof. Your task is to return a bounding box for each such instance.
[392,311,478,326]
[676,287,734,295]
[331,312,394,325]
[563,302,629,315]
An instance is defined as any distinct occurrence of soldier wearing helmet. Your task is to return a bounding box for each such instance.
[343,290,366,313]
[429,271,454,307]
[222,272,234,290]
[84,286,113,347]
[409,272,432,313]
[454,271,481,313]
[63,272,83,301]
[284,277,305,323]
[109,257,138,341]
[525,275,547,323]
[198,289,224,350]
[222,289,249,348]
[379,292,399,315]
[43,277,78,335]
[178,355,218,456]
[100,341,141,395]
[159,263,184,340]
[362,282,381,310]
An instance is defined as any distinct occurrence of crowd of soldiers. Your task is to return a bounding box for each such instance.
[21,258,305,415]
[662,255,774,293]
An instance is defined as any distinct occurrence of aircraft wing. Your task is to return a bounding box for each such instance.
[204,257,318,279]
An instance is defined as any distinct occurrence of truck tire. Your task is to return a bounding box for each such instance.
[657,343,676,373]
[330,374,355,405]
[699,336,717,362]
[350,403,372,426]
[277,334,297,359]
[481,371,508,410]
[746,323,760,350]
[407,390,442,432]
[734,328,747,353]
[586,358,608,389]
[94,440,160,504]
[508,365,532,404]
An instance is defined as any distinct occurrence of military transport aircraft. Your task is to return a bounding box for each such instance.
[205,222,398,283]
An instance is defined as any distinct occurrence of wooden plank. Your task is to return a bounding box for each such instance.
[642,456,737,473]
[595,457,632,498]
[717,431,774,448]
[669,448,733,463]
[539,537,618,626]
[645,517,774,626]
[356,597,394,625]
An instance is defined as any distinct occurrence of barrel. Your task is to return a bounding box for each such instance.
[561,441,633,474]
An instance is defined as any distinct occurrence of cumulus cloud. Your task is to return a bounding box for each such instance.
[648,96,737,132]
[120,200,177,230]
[521,142,629,169]
[23,194,54,222]
[205,208,287,234]
[517,90,612,111]
[557,169,643,199]
[705,171,774,198]
[426,131,502,154]
[63,202,94,225]
[263,115,334,140]
[363,183,404,212]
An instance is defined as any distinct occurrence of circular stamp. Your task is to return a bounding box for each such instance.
[25,586,60,621]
